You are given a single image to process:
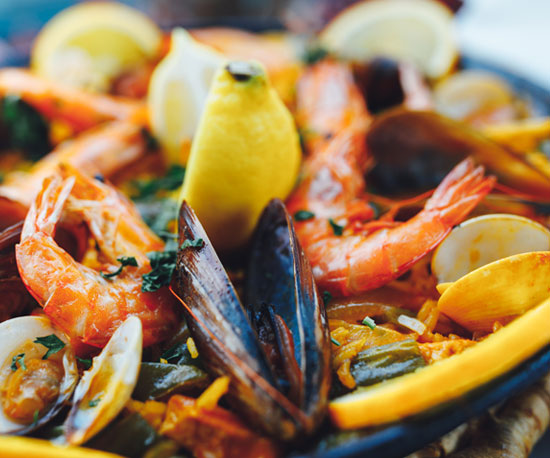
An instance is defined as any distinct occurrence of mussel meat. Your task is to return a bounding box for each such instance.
[173,199,331,441]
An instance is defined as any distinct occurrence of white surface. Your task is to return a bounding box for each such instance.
[456,0,550,90]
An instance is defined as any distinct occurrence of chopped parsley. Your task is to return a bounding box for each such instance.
[141,250,177,292]
[329,218,344,236]
[88,398,101,408]
[161,343,185,363]
[137,198,178,242]
[322,290,332,306]
[11,353,26,371]
[76,357,92,369]
[141,127,159,151]
[362,316,376,330]
[302,46,329,65]
[1,95,50,160]
[132,165,185,200]
[330,337,341,346]
[180,237,204,250]
[100,256,138,279]
[32,409,39,427]
[294,210,315,221]
[34,334,66,360]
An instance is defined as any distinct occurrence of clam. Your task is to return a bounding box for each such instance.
[365,109,550,198]
[432,214,550,283]
[173,199,331,441]
[64,316,142,445]
[438,251,550,333]
[0,316,78,434]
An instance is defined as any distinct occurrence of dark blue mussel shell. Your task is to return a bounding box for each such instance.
[174,199,330,442]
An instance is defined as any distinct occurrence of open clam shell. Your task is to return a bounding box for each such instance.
[64,316,142,445]
[0,316,78,435]
[432,214,550,283]
[438,251,550,333]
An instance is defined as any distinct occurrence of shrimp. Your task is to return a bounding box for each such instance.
[0,68,144,132]
[287,60,496,297]
[15,165,178,349]
[0,120,151,228]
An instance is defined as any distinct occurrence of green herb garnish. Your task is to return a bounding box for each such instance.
[100,256,138,279]
[34,334,66,360]
[11,353,26,371]
[294,210,315,221]
[132,165,185,200]
[32,409,39,427]
[141,250,177,292]
[302,46,329,65]
[77,357,92,369]
[329,219,344,236]
[362,316,376,329]
[88,398,101,408]
[323,290,333,306]
[140,127,159,151]
[161,344,185,363]
[180,238,204,250]
[136,198,178,242]
[330,337,341,346]
[1,95,50,160]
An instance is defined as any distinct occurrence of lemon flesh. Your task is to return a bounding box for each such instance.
[321,0,457,79]
[148,29,225,165]
[31,2,162,92]
[180,61,301,251]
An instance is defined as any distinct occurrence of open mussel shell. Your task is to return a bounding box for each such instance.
[64,316,142,445]
[245,198,331,430]
[366,109,550,198]
[174,200,330,441]
[432,214,550,283]
[438,251,550,333]
[0,316,78,435]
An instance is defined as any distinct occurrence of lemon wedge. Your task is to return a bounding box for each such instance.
[31,2,162,92]
[148,28,225,165]
[180,61,301,252]
[320,0,457,79]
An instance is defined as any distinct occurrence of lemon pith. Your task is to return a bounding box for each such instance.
[148,28,225,165]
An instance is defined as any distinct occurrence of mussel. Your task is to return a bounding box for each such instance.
[366,109,550,198]
[173,199,331,441]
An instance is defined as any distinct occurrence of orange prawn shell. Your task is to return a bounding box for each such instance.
[15,171,178,351]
